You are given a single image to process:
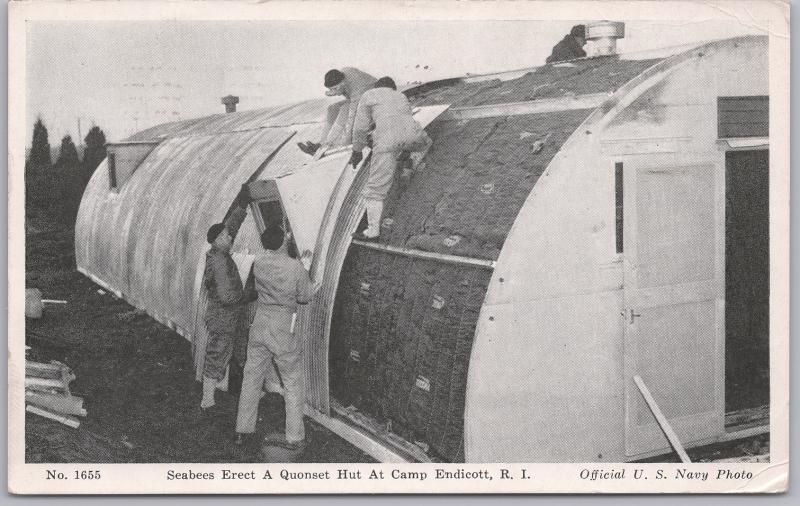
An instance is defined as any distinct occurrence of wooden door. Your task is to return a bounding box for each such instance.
[623,156,725,458]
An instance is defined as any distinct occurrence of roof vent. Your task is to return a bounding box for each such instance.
[586,21,625,56]
[221,95,239,113]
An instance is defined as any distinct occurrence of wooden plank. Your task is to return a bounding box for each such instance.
[633,375,692,463]
[25,392,86,417]
[24,367,62,380]
[26,405,80,429]
[25,377,66,389]
[304,407,412,463]
[330,402,433,463]
[443,93,608,121]
[351,240,496,269]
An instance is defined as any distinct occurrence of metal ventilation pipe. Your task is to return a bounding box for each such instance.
[586,21,625,56]
[221,95,239,113]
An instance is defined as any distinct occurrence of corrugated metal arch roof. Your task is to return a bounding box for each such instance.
[125,97,335,141]
[76,128,296,335]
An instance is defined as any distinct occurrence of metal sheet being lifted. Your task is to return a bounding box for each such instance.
[276,152,351,260]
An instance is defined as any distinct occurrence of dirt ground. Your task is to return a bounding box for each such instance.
[24,218,768,464]
[24,222,374,463]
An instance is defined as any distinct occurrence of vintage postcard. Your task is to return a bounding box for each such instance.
[7,0,789,494]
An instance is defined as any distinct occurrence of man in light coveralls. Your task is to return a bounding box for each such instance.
[234,225,313,450]
[349,76,431,239]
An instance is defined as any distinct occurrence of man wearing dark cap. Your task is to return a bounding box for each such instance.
[235,225,313,451]
[199,203,255,412]
[546,24,587,63]
[298,67,377,156]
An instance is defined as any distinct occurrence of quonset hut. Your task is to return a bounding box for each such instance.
[76,34,769,462]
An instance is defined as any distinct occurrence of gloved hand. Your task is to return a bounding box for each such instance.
[349,150,363,169]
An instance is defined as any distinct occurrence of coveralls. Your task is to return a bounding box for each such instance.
[235,249,313,443]
[352,86,431,237]
[319,67,377,147]
[545,35,587,63]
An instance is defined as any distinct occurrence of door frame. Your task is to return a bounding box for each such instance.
[620,151,727,459]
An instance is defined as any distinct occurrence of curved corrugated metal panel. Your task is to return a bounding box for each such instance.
[126,98,334,141]
[76,127,296,335]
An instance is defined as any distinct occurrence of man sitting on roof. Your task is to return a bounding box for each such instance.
[546,24,587,63]
[298,67,377,156]
[349,76,432,240]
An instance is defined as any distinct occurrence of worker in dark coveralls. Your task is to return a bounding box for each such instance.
[200,214,254,412]
[297,67,377,156]
[349,76,431,240]
[235,225,313,450]
[546,24,587,63]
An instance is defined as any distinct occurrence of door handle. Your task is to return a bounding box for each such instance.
[629,309,642,324]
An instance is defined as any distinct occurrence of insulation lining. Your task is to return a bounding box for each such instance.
[411,57,663,107]
[380,109,596,260]
[329,108,598,461]
[330,247,492,462]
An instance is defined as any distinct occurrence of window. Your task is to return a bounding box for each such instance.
[246,179,298,257]
[257,200,285,231]
[106,141,159,190]
[615,162,623,254]
[107,153,118,191]
[718,96,768,139]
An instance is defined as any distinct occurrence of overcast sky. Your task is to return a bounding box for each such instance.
[26,19,765,145]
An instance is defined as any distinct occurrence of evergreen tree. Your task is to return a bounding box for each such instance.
[56,135,80,166]
[82,126,107,176]
[27,118,51,168]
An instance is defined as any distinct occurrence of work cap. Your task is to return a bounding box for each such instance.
[324,69,345,88]
[373,77,397,90]
[570,24,586,38]
[207,223,226,244]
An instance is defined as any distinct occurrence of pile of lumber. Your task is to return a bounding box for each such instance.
[25,360,86,428]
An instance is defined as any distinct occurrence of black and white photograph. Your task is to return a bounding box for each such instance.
[7,0,790,494]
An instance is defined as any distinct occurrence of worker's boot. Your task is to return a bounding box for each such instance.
[200,375,216,410]
[362,199,384,239]
[297,141,321,156]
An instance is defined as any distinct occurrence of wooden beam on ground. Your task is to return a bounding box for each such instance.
[25,392,86,417]
[633,375,692,463]
[26,404,81,428]
[25,366,63,380]
[305,405,422,464]
[25,377,67,389]
[351,240,496,269]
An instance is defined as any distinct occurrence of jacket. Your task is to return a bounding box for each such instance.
[546,35,587,63]
[203,246,249,334]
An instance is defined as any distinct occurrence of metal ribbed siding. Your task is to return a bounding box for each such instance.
[300,160,369,414]
[75,128,295,336]
[127,98,334,142]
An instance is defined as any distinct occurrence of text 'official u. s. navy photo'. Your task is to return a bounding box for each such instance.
[7,0,790,495]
